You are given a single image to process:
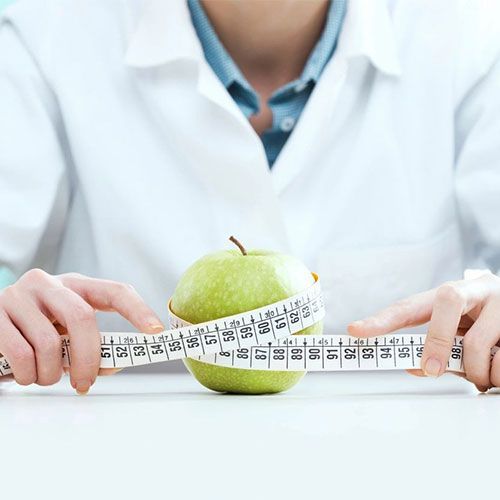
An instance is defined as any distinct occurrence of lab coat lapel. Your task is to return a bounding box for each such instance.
[126,0,257,131]
[125,0,200,67]
[270,0,402,195]
[189,67,292,251]
[270,55,348,194]
[124,0,291,251]
[196,62,257,132]
[193,59,290,251]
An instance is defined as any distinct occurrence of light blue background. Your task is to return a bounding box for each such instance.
[0,0,15,11]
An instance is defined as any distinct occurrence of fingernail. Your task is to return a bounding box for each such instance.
[350,320,365,327]
[348,320,366,332]
[147,320,165,332]
[75,380,90,395]
[424,358,442,377]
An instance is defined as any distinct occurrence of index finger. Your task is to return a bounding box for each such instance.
[347,289,436,337]
[58,274,165,334]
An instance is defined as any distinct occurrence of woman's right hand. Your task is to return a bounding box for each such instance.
[0,269,165,394]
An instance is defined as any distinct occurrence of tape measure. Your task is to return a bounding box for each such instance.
[0,274,468,376]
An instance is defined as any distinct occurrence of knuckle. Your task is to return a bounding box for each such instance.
[67,301,95,324]
[427,335,453,350]
[435,284,464,306]
[33,333,61,357]
[0,284,18,303]
[22,268,49,284]
[113,281,135,295]
[8,344,36,386]
[42,286,71,306]
[11,344,35,365]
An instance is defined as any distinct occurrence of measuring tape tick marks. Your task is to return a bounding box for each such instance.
[0,274,470,376]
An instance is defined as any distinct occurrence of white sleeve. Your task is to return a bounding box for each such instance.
[454,44,500,275]
[0,17,70,279]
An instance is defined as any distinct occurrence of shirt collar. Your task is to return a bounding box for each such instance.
[301,0,347,83]
[187,0,347,90]
[125,0,402,78]
[186,0,250,90]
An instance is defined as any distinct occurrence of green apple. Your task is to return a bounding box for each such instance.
[170,236,323,394]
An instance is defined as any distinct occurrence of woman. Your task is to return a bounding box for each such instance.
[1,0,499,394]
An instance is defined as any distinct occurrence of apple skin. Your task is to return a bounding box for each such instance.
[170,248,323,394]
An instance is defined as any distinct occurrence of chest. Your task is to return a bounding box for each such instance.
[56,52,463,331]
[60,54,458,238]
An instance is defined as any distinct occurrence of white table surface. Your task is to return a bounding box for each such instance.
[1,370,499,500]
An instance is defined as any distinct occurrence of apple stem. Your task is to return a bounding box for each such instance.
[229,236,247,256]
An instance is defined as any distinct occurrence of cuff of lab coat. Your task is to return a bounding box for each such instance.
[463,268,497,280]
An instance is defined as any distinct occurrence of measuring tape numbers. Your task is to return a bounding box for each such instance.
[0,274,469,376]
[0,274,323,375]
[188,335,465,372]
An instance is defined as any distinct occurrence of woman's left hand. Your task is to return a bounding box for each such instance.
[347,270,500,392]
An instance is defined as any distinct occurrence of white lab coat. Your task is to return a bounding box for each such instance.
[1,0,500,337]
